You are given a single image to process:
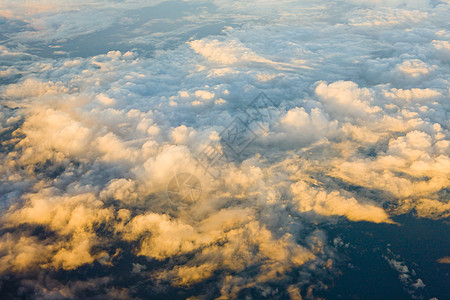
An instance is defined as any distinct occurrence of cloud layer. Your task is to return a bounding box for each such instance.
[0,0,449,298]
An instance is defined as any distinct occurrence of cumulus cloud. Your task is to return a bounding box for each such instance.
[396,59,436,77]
[437,257,450,264]
[190,39,297,70]
[345,0,431,8]
[383,249,428,298]
[291,181,392,223]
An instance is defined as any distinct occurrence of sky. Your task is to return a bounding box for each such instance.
[0,0,449,299]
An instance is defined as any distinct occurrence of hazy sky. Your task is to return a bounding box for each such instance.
[0,0,449,299]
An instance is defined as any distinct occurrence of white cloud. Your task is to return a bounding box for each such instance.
[437,257,450,264]
[345,0,431,8]
[291,181,392,223]
[396,59,436,77]
[384,250,427,298]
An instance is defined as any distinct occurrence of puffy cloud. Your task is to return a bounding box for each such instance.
[189,38,295,70]
[291,181,392,223]
[2,78,70,99]
[384,249,427,298]
[383,88,442,102]
[330,129,449,205]
[345,0,431,8]
[0,234,52,274]
[432,39,450,61]
[315,81,382,119]
[437,257,450,264]
[412,198,450,219]
[396,59,436,77]
[0,189,114,272]
[348,8,429,27]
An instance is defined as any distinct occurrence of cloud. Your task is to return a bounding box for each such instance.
[383,249,427,298]
[315,81,382,119]
[189,38,296,70]
[348,9,429,27]
[291,181,392,223]
[396,59,436,77]
[345,0,431,8]
[437,257,450,264]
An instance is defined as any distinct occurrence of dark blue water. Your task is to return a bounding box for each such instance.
[320,214,450,300]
